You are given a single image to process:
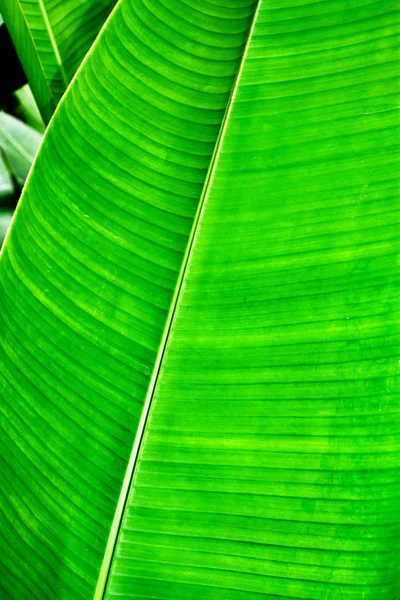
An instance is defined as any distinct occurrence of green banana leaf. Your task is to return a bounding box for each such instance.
[0,209,13,245]
[0,111,42,185]
[0,0,118,121]
[0,153,14,200]
[0,154,14,245]
[1,0,399,599]
[14,85,45,133]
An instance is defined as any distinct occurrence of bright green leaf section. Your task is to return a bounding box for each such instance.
[105,1,400,598]
[0,111,42,184]
[0,0,118,120]
[0,0,257,598]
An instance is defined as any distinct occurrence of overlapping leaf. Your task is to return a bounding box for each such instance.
[0,111,41,184]
[0,0,118,120]
[0,0,257,597]
[1,0,399,599]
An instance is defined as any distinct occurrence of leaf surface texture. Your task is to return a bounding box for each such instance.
[105,0,400,598]
[1,0,399,599]
[0,0,256,597]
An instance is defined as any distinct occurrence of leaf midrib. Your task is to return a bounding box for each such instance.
[13,0,57,112]
[36,0,69,88]
[94,1,263,597]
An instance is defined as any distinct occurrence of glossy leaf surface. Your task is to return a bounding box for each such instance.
[105,1,400,596]
[0,0,118,120]
[0,0,256,597]
[1,0,399,599]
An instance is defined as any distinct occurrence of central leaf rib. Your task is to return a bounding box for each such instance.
[95,2,263,596]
